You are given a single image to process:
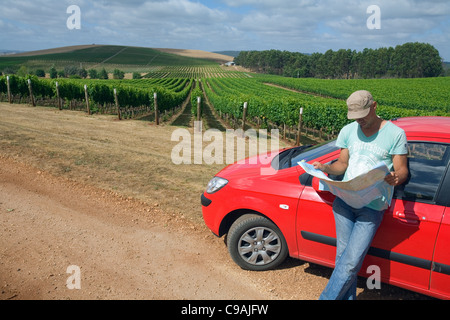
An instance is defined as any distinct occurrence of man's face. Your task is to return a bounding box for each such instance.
[355,115,370,128]
[355,102,376,129]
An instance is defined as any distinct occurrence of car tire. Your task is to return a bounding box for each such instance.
[227,214,288,271]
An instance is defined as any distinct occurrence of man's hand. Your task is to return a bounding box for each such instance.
[311,149,349,176]
[384,172,400,186]
[386,154,409,186]
[313,162,326,172]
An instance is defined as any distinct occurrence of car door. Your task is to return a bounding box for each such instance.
[364,141,450,294]
[296,140,450,298]
[429,159,450,299]
[430,206,450,299]
[296,151,340,268]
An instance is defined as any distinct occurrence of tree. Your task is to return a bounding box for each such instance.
[113,69,125,79]
[35,69,46,77]
[49,67,58,79]
[99,68,108,80]
[17,66,28,77]
[88,69,98,79]
[415,43,443,77]
[234,42,443,79]
[79,68,88,79]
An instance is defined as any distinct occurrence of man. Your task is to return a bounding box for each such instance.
[313,90,409,300]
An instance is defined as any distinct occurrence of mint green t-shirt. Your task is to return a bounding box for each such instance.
[336,120,408,210]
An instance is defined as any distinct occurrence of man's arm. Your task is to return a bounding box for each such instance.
[313,148,349,175]
[384,154,408,186]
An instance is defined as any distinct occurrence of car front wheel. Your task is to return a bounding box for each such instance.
[227,214,288,271]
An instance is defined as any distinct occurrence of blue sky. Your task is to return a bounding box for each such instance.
[1,0,449,60]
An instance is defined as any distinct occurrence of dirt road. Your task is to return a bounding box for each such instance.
[0,103,430,301]
[0,156,285,300]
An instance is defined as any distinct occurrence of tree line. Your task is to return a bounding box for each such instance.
[234,42,444,79]
[1,65,142,80]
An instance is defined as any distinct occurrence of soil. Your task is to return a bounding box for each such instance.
[0,103,432,301]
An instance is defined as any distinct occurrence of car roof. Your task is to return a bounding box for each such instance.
[391,116,450,141]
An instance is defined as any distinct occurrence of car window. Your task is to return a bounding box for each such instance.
[273,140,339,170]
[394,142,450,202]
[290,140,339,167]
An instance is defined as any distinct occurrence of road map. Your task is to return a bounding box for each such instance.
[298,160,393,209]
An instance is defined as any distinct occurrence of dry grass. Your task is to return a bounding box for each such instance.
[0,102,288,224]
[153,48,234,64]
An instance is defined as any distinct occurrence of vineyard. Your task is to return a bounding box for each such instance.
[202,75,449,136]
[0,75,193,120]
[1,72,449,143]
[253,74,450,114]
[143,65,250,79]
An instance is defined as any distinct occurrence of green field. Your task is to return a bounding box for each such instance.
[0,45,219,73]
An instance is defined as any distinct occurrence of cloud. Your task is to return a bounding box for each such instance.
[0,0,449,59]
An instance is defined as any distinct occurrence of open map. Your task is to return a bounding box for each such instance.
[298,160,393,209]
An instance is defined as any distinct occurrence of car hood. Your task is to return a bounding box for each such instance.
[215,149,283,180]
[210,147,304,200]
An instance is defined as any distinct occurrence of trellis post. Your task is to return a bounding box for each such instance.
[27,79,36,107]
[84,84,90,115]
[55,82,62,110]
[296,107,303,146]
[154,92,159,125]
[6,76,12,104]
[114,88,121,120]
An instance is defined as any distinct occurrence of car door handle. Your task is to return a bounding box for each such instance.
[394,211,425,225]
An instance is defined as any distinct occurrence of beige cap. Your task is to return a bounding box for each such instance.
[346,90,374,119]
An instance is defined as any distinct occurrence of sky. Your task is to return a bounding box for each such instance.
[1,0,449,60]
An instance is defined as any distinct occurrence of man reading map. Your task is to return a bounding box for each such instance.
[311,90,409,300]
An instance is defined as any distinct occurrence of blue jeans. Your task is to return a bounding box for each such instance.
[319,197,384,300]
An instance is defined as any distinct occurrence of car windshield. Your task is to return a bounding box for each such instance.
[273,140,339,170]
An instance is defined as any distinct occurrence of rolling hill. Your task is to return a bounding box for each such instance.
[0,45,235,73]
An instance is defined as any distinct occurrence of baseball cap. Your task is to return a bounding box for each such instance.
[346,90,374,119]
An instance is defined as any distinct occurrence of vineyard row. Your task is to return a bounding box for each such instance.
[0,75,193,120]
[1,75,448,137]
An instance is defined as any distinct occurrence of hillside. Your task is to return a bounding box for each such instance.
[0,45,234,73]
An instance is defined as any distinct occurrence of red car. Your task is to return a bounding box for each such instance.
[201,117,450,299]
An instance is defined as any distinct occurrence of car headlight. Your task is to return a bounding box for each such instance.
[206,177,228,194]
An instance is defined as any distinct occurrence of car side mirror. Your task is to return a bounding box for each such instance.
[299,173,329,192]
[299,173,313,186]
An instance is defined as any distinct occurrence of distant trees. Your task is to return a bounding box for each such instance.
[98,68,109,79]
[35,69,46,77]
[88,69,98,79]
[113,68,125,79]
[43,66,115,79]
[49,67,58,79]
[61,65,87,78]
[234,42,443,79]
